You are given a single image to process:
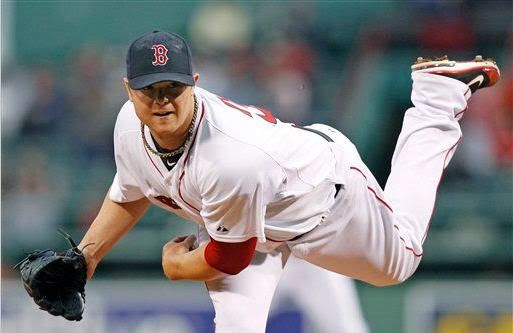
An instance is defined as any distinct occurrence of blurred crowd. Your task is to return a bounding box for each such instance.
[2,1,512,271]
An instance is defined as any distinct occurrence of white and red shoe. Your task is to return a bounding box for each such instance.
[411,55,501,93]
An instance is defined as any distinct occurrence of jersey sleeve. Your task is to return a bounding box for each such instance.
[204,237,257,274]
[109,104,145,203]
[109,170,144,203]
[199,148,285,243]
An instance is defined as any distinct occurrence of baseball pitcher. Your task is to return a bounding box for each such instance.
[18,30,500,332]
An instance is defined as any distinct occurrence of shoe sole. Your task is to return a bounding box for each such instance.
[411,58,501,88]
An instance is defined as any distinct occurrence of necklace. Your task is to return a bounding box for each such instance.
[141,95,198,158]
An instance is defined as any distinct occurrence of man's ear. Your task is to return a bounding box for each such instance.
[123,78,133,101]
[190,73,200,95]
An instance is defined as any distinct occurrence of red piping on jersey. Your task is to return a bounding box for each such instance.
[454,106,467,118]
[178,101,205,213]
[142,136,165,178]
[422,136,461,242]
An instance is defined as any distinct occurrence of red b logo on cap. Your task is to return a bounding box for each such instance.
[151,44,169,66]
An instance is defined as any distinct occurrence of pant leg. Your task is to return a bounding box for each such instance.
[288,73,469,286]
[384,72,468,247]
[198,226,290,333]
[272,256,369,333]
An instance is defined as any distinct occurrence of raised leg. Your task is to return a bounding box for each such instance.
[288,59,499,286]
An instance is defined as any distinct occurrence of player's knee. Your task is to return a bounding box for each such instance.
[363,275,398,287]
[369,275,406,287]
[371,253,421,286]
[366,267,415,287]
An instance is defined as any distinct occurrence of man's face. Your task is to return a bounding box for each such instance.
[124,80,195,139]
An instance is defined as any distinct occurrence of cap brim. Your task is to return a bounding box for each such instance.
[129,72,194,89]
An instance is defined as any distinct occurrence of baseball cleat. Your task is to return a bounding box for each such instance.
[411,55,500,93]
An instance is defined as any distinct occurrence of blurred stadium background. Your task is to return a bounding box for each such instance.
[1,1,512,332]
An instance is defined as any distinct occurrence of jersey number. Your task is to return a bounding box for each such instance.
[219,96,277,124]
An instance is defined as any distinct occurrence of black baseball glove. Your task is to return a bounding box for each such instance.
[15,229,88,321]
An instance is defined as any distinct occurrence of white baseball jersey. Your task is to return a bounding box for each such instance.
[109,87,352,246]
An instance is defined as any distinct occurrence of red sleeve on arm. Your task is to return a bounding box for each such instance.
[204,237,257,275]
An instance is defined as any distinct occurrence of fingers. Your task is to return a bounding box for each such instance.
[171,234,196,245]
[183,234,197,250]
[172,235,188,243]
[165,234,197,251]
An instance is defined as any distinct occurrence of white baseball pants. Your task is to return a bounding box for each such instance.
[288,72,467,285]
[271,255,370,333]
[202,72,469,332]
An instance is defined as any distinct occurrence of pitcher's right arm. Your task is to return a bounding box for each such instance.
[78,192,150,279]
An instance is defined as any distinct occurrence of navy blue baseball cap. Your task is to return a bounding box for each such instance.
[126,30,194,89]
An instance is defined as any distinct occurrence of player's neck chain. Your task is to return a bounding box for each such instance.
[141,94,198,158]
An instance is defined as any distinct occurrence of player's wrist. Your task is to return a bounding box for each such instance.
[79,245,98,279]
[161,251,182,280]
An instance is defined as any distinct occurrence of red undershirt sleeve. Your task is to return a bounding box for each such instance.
[204,237,257,275]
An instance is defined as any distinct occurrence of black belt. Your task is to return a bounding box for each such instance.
[295,125,342,198]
